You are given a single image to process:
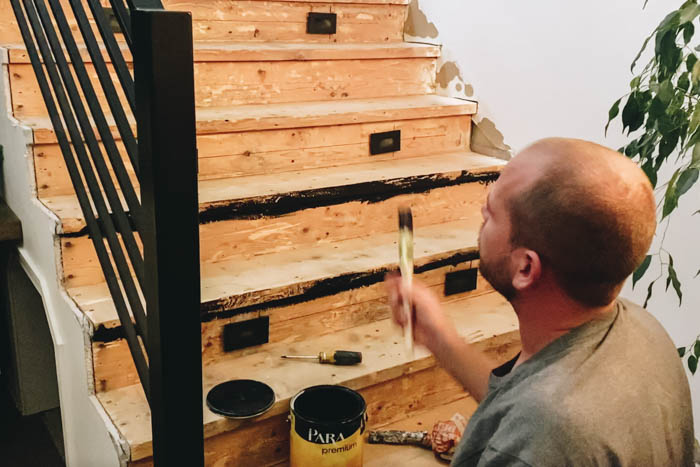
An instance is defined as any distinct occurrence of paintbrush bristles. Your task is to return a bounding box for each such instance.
[398,207,413,231]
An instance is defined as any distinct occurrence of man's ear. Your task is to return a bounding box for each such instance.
[511,248,542,291]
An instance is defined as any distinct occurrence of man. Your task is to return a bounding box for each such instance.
[386,138,694,466]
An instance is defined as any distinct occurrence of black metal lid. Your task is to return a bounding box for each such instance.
[206,379,275,419]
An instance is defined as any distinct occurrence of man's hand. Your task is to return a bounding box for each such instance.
[384,272,496,402]
[384,273,459,354]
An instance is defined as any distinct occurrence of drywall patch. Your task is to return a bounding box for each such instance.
[404,0,438,39]
[436,61,474,98]
[471,118,512,160]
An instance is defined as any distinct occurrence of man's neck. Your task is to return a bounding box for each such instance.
[512,293,615,367]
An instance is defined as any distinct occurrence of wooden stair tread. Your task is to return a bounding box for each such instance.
[44,151,502,233]
[96,292,518,462]
[25,95,477,144]
[362,396,480,466]
[198,151,504,207]
[72,218,483,329]
[6,41,439,64]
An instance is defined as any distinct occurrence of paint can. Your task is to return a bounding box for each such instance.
[289,385,367,466]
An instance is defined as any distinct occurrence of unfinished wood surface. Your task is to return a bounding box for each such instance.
[34,139,137,198]
[182,2,407,43]
[104,291,519,462]
[193,57,436,107]
[35,114,472,197]
[93,263,492,392]
[25,95,477,144]
[0,0,109,45]
[363,396,480,467]
[9,62,133,118]
[70,219,483,332]
[43,152,499,233]
[61,169,491,287]
[7,42,437,64]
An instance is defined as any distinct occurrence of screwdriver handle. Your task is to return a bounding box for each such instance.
[319,350,363,365]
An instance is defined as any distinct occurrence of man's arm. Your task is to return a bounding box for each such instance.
[385,274,496,402]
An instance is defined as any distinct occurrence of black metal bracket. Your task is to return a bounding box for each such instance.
[370,130,401,155]
[444,268,478,296]
[307,12,336,35]
[223,317,270,352]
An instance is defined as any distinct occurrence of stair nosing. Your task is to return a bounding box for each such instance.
[49,151,502,235]
[6,41,439,64]
[25,95,478,144]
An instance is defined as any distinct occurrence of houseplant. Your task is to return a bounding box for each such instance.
[607,0,700,372]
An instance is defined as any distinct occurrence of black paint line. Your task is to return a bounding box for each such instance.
[199,170,500,224]
[93,249,479,343]
[62,170,499,237]
[201,249,480,321]
[93,324,126,343]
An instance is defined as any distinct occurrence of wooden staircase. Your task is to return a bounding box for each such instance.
[0,0,520,465]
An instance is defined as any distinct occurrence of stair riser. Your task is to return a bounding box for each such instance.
[0,0,108,45]
[34,115,470,198]
[60,180,491,288]
[0,1,406,45]
[127,335,520,466]
[93,261,492,392]
[9,56,436,117]
[168,0,407,43]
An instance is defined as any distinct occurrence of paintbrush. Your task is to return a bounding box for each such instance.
[398,207,414,359]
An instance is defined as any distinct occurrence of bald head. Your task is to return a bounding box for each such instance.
[503,138,656,307]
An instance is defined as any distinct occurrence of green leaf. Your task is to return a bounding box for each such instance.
[692,143,700,168]
[687,54,698,73]
[633,255,652,288]
[690,107,700,136]
[678,73,690,92]
[677,168,699,196]
[659,131,680,160]
[679,346,687,357]
[668,258,683,306]
[662,169,681,219]
[690,355,698,374]
[679,3,700,24]
[605,98,621,136]
[658,30,682,74]
[642,160,658,187]
[622,92,645,134]
[649,96,667,119]
[695,268,700,277]
[684,22,695,44]
[693,61,700,84]
[658,79,674,104]
[633,33,656,72]
[644,280,656,308]
[694,340,700,357]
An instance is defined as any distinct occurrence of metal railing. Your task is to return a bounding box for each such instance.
[10,0,203,464]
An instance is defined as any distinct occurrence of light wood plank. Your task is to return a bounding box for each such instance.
[42,151,499,233]
[35,115,471,197]
[102,292,519,462]
[362,396,480,467]
[24,95,477,144]
[70,218,484,330]
[12,57,436,117]
[93,263,493,392]
[8,42,438,64]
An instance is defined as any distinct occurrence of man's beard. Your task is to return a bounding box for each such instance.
[478,231,517,301]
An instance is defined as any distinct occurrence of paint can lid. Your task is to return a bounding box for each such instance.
[206,379,275,419]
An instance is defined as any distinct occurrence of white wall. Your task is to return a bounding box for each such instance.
[412,0,700,431]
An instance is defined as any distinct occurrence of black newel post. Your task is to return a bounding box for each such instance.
[133,9,204,466]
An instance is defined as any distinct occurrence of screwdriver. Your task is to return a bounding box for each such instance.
[281,350,363,366]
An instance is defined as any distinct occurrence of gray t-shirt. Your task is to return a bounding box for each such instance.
[451,298,694,466]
